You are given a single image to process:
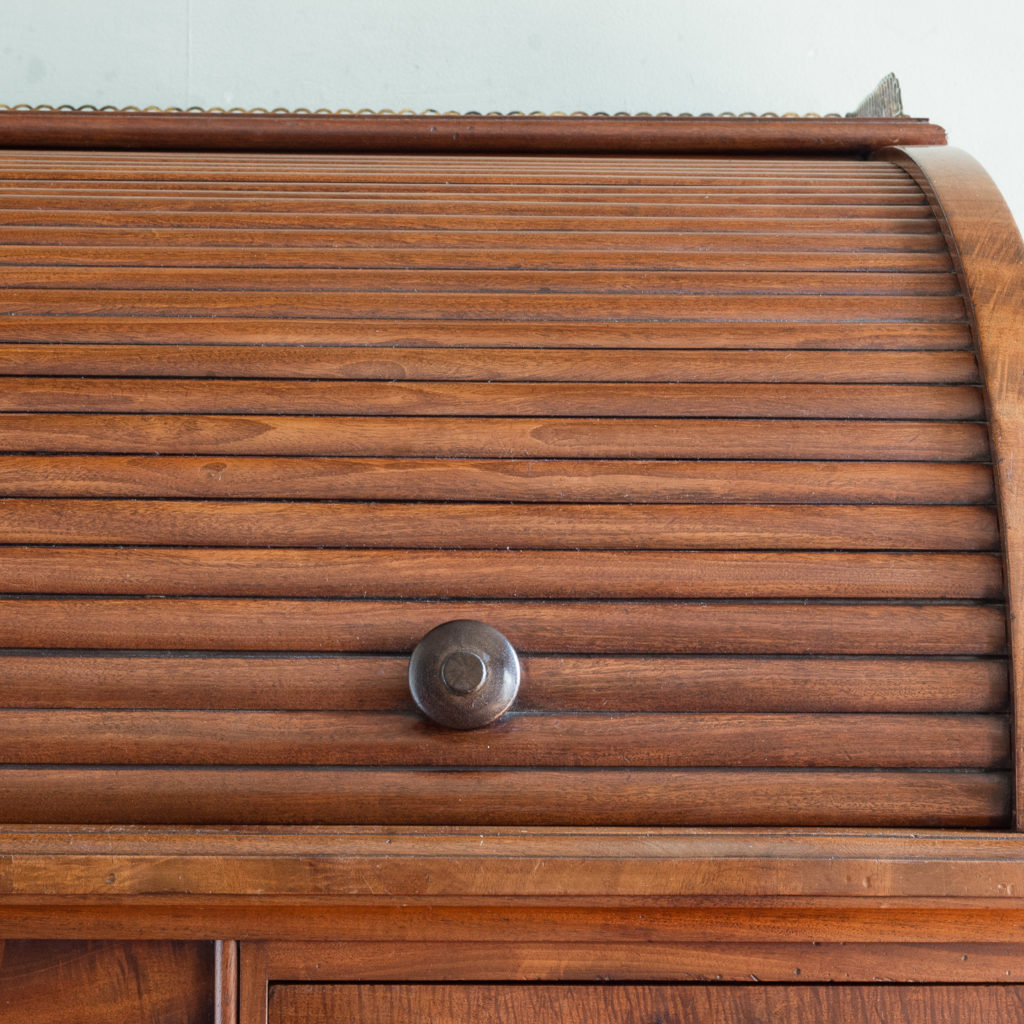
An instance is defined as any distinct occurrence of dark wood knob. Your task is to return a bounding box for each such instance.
[409,620,520,730]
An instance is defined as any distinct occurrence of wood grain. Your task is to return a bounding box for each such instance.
[0,414,989,460]
[0,767,1005,827]
[0,653,1004,713]
[0,317,972,349]
[2,547,1001,599]
[0,598,1005,654]
[0,940,214,1024]
[265,982,1024,1024]
[0,500,997,550]
[0,345,980,383]
[3,709,1004,768]
[0,379,984,420]
[0,456,993,502]
[883,146,1024,830]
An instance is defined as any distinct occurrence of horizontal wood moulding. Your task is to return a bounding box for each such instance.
[0,380,984,420]
[2,548,1002,600]
[0,226,951,253]
[5,710,1007,768]
[0,291,965,321]
[0,346,981,383]
[0,245,959,273]
[0,269,962,296]
[13,828,1024,903]
[0,456,994,503]
[0,196,940,218]
[0,319,972,350]
[0,500,998,550]
[0,653,1006,713]
[0,767,1003,827]
[265,984,1024,1023]
[0,415,990,460]
[0,598,1005,654]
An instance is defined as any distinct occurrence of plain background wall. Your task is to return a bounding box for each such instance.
[1,0,1021,227]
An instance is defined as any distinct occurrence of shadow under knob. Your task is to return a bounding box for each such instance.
[409,620,520,730]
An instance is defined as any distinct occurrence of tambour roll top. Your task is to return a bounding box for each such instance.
[0,110,1015,830]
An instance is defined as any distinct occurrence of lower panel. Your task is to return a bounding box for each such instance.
[0,940,216,1024]
[268,982,1024,1024]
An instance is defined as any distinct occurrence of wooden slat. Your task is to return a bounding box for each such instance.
[0,653,1006,713]
[0,346,981,383]
[1,548,1001,600]
[0,267,961,295]
[1,709,1006,769]
[0,289,965,321]
[0,598,1004,654]
[0,500,998,550]
[0,380,984,420]
[0,226,951,253]
[0,244,957,272]
[0,195,940,218]
[0,415,989,460]
[0,319,973,349]
[0,767,1004,827]
[0,456,994,503]
[0,182,932,201]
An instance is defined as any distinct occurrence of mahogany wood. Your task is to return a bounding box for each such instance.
[0,455,994,502]
[0,113,946,153]
[0,653,1005,713]
[263,982,1024,1024]
[0,346,980,382]
[0,940,215,1023]
[0,500,998,550]
[881,146,1024,830]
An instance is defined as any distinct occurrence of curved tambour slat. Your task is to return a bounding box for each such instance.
[0,456,995,503]
[0,319,974,349]
[0,226,952,252]
[0,710,1008,769]
[0,415,990,460]
[0,268,961,294]
[0,547,1002,599]
[0,598,1005,654]
[0,246,957,271]
[0,500,999,550]
[0,380,985,419]
[0,768,1004,829]
[0,653,1006,713]
[0,151,1007,829]
[0,347,980,382]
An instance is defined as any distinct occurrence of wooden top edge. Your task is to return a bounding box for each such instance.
[0,109,947,154]
[2,826,1024,904]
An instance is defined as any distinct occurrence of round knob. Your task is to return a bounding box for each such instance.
[409,620,520,730]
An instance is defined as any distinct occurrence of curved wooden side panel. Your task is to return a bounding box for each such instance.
[881,146,1024,827]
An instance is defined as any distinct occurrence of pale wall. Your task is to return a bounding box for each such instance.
[2,0,1022,225]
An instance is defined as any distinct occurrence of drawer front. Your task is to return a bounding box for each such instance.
[269,982,1024,1024]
